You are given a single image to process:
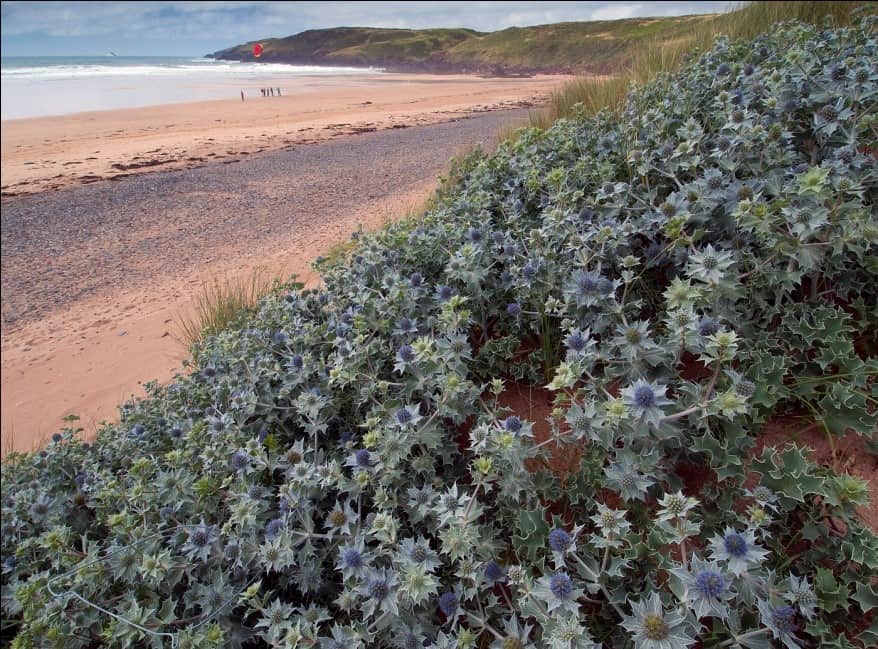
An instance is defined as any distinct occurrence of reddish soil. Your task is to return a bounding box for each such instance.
[496,381,583,477]
[752,416,878,534]
[496,379,877,534]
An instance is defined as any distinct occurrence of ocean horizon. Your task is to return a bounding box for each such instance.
[1,56,384,120]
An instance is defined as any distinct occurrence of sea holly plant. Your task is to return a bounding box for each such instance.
[3,15,878,649]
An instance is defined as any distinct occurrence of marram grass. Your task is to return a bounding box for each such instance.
[530,1,870,128]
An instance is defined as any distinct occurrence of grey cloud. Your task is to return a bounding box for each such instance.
[3,1,734,38]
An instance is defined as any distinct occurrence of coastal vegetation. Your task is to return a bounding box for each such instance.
[3,6,877,649]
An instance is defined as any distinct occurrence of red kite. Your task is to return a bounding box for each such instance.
[253,43,263,58]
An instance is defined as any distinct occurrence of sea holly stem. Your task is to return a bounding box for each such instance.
[465,612,503,640]
[462,483,481,523]
[719,627,770,647]
[573,554,626,619]
[661,359,722,423]
[600,543,611,575]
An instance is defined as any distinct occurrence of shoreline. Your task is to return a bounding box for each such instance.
[1,103,542,456]
[1,72,576,197]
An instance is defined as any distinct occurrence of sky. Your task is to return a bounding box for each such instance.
[1,1,736,57]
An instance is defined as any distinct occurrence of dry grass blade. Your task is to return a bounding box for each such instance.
[176,268,283,349]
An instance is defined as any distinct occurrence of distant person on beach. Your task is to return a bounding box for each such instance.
[241,90,245,101]
[277,88,281,96]
[270,88,274,97]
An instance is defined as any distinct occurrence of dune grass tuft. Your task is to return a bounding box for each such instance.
[176,268,284,350]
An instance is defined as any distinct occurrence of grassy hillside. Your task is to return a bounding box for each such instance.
[211,3,871,75]
[211,27,483,70]
[443,15,715,73]
[209,14,723,74]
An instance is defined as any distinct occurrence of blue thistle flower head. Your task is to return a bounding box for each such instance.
[577,271,599,295]
[717,62,731,76]
[522,262,537,281]
[290,354,304,369]
[51,433,63,443]
[484,560,505,582]
[409,545,427,563]
[339,430,353,444]
[398,344,415,363]
[694,569,727,599]
[230,451,249,472]
[565,331,586,352]
[189,525,211,548]
[272,331,289,346]
[396,408,412,425]
[467,227,483,243]
[438,591,458,616]
[549,572,573,599]
[698,316,721,337]
[265,518,285,538]
[159,506,174,520]
[368,579,389,601]
[436,285,453,302]
[548,528,572,552]
[723,532,748,557]
[342,548,363,569]
[169,426,183,439]
[355,448,371,468]
[633,384,656,409]
[503,243,516,257]
[771,606,798,634]
[507,302,522,317]
[410,272,423,288]
[504,416,522,433]
[579,205,595,220]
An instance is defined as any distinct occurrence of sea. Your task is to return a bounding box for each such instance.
[0,56,383,121]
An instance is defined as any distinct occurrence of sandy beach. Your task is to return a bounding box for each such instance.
[1,72,574,454]
[1,73,572,196]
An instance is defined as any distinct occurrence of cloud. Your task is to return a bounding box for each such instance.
[590,5,639,21]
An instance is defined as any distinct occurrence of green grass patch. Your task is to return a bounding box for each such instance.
[176,268,285,350]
